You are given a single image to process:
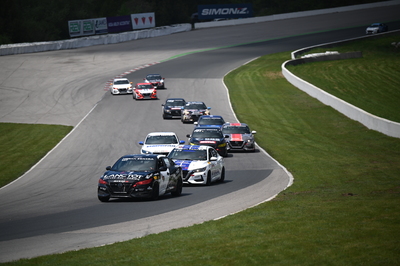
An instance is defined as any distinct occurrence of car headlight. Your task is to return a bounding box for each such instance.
[194,167,207,173]
[141,149,153,154]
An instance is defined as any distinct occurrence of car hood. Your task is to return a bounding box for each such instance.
[113,84,131,88]
[136,88,155,92]
[102,170,150,181]
[226,133,253,141]
[142,144,178,153]
[173,160,208,171]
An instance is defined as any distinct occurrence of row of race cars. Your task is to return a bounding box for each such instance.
[98,74,257,202]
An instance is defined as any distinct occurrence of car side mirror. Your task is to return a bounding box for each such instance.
[225,135,229,138]
[208,107,211,110]
[210,157,218,161]
[186,134,191,138]
[106,166,111,170]
[180,140,185,144]
[194,122,198,125]
[139,141,144,145]
[252,131,257,134]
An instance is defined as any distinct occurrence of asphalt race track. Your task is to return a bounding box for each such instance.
[0,4,399,262]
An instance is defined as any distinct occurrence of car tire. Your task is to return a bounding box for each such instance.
[98,195,110,202]
[206,171,211,186]
[171,177,183,197]
[218,167,225,183]
[151,182,160,200]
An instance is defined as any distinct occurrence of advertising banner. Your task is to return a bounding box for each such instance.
[131,12,155,30]
[198,4,253,20]
[106,15,132,33]
[68,20,82,37]
[94,17,108,34]
[82,19,95,36]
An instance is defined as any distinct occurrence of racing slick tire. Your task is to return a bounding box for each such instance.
[206,171,212,186]
[98,195,110,202]
[171,177,183,197]
[218,167,225,183]
[151,182,160,200]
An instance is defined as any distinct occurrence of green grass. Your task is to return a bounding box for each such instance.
[0,123,72,188]
[287,33,400,122]
[2,36,400,265]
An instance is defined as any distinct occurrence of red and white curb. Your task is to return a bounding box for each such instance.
[104,62,160,91]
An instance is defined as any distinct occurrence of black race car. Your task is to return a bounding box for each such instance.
[97,154,183,202]
[181,101,211,123]
[186,126,229,157]
[162,98,186,119]
[144,74,165,89]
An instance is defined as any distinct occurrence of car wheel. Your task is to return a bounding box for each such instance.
[218,167,225,183]
[171,177,183,197]
[206,171,211,186]
[151,182,160,200]
[98,195,110,202]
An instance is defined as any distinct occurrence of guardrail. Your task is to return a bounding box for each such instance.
[282,39,400,138]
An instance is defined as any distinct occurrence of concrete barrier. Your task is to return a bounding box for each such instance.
[0,24,192,56]
[282,49,400,138]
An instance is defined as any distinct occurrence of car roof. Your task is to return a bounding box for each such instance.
[146,132,178,136]
[193,126,222,131]
[223,122,248,127]
[136,82,153,85]
[165,98,185,101]
[146,74,161,76]
[121,154,160,159]
[199,115,223,119]
[113,78,129,81]
[186,101,205,104]
[173,145,210,150]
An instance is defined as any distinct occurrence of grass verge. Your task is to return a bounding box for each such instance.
[2,38,400,265]
[0,123,72,188]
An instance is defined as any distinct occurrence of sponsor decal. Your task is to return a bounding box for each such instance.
[230,134,243,141]
[200,140,217,144]
[198,4,253,20]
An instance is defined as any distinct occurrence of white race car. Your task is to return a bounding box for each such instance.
[139,132,185,156]
[168,145,225,185]
[110,78,133,95]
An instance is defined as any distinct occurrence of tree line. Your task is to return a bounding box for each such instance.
[0,0,382,45]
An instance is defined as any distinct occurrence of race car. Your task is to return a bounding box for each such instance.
[222,123,257,152]
[162,98,186,119]
[97,154,183,202]
[139,132,185,155]
[133,82,157,100]
[365,23,388,34]
[194,115,226,129]
[110,78,133,95]
[144,74,165,89]
[181,101,211,123]
[186,126,229,157]
[168,145,225,185]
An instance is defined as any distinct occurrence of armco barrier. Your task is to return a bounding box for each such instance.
[0,24,192,56]
[282,50,400,138]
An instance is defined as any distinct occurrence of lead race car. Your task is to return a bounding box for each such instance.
[110,78,133,95]
[168,145,225,185]
[97,154,183,202]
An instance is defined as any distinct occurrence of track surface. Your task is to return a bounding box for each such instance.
[0,5,399,262]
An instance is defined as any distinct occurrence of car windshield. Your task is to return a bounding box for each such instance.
[222,126,251,134]
[192,129,223,138]
[145,135,178,144]
[165,100,185,107]
[198,118,224,125]
[112,157,156,172]
[114,80,129,85]
[184,103,207,110]
[137,84,154,89]
[168,149,207,160]
[147,75,161,80]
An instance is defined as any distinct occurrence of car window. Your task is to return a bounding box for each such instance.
[166,100,185,107]
[192,129,223,138]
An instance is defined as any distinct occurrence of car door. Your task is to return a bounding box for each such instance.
[208,148,220,181]
[158,157,171,195]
